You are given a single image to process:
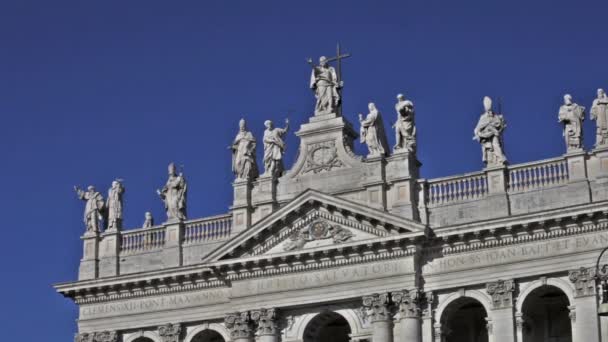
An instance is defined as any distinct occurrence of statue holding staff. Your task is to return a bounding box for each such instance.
[157,163,187,222]
[74,185,105,233]
[473,96,507,166]
[558,94,585,151]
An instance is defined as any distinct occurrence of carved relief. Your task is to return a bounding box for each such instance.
[361,293,391,322]
[75,333,94,342]
[250,308,278,336]
[225,312,253,340]
[302,141,344,174]
[569,267,596,297]
[158,323,181,342]
[93,331,118,342]
[392,289,421,318]
[486,279,514,309]
[283,219,353,251]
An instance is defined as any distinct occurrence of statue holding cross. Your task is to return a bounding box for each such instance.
[308,45,351,116]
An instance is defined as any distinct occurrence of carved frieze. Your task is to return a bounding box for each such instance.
[283,219,353,251]
[486,279,514,309]
[75,333,94,342]
[362,293,391,322]
[93,331,118,342]
[250,308,278,336]
[392,289,421,318]
[158,323,182,342]
[225,312,253,340]
[569,267,596,297]
[302,140,345,174]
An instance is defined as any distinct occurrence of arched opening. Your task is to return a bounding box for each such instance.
[521,285,572,342]
[303,311,351,342]
[132,339,155,342]
[190,329,225,342]
[441,297,489,342]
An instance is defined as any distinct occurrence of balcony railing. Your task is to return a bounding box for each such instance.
[507,157,569,193]
[427,171,488,206]
[184,214,233,244]
[120,226,166,254]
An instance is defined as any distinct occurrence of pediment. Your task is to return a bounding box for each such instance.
[205,190,426,262]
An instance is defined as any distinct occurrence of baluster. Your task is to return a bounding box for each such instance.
[555,162,563,183]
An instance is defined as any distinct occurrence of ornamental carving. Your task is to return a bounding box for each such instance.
[302,141,344,174]
[569,267,596,297]
[75,333,94,342]
[93,331,118,342]
[225,312,253,339]
[250,308,278,336]
[158,323,182,342]
[486,279,514,309]
[283,219,353,251]
[392,289,421,318]
[362,293,391,322]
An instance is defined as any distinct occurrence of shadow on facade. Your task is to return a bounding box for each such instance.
[441,296,489,342]
[521,285,572,342]
[303,311,351,342]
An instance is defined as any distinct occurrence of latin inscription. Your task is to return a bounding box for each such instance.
[233,259,413,297]
[80,288,229,320]
[424,231,608,274]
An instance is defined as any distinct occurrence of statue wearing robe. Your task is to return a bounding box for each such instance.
[393,94,416,153]
[558,95,585,151]
[359,103,389,157]
[106,180,124,231]
[231,119,259,180]
[263,119,289,177]
[310,56,340,115]
[591,88,608,147]
[75,185,105,233]
[157,163,187,222]
[474,96,507,166]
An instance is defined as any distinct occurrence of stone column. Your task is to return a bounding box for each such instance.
[569,267,601,342]
[514,312,525,342]
[392,289,422,342]
[251,308,279,342]
[362,293,394,342]
[98,230,120,277]
[158,323,182,342]
[225,312,255,342]
[79,232,99,280]
[162,221,184,268]
[486,279,515,342]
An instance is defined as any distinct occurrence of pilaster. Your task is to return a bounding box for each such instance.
[251,308,279,342]
[232,179,253,233]
[362,293,394,342]
[225,312,254,342]
[363,157,386,211]
[79,232,99,280]
[252,176,277,224]
[386,151,421,220]
[98,230,119,278]
[158,323,182,342]
[392,289,422,342]
[569,267,601,342]
[486,279,515,342]
[162,221,184,268]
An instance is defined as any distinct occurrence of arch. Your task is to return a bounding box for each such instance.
[294,308,365,341]
[519,284,572,342]
[435,289,493,324]
[183,323,231,342]
[439,295,490,342]
[123,331,162,342]
[516,277,575,313]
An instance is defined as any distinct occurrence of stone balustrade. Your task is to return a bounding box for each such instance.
[507,157,569,193]
[184,214,233,244]
[427,171,488,207]
[120,226,166,254]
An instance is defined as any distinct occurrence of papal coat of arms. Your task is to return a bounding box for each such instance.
[283,219,353,251]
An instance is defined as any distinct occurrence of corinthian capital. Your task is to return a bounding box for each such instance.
[362,293,392,322]
[392,289,421,318]
[225,312,253,340]
[158,323,182,342]
[74,333,94,342]
[251,308,278,336]
[569,267,596,297]
[93,331,118,342]
[486,279,514,309]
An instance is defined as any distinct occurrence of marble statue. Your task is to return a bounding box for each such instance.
[474,96,507,166]
[310,56,341,115]
[231,118,259,180]
[74,185,105,233]
[143,212,154,228]
[591,88,608,147]
[558,94,585,151]
[263,119,289,177]
[157,163,187,222]
[359,103,389,157]
[393,94,416,153]
[106,180,124,231]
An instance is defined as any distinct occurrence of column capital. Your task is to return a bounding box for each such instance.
[392,289,422,318]
[486,279,514,309]
[74,333,94,342]
[93,331,118,342]
[225,312,254,340]
[158,323,182,342]
[569,267,596,297]
[362,292,392,322]
[250,308,279,336]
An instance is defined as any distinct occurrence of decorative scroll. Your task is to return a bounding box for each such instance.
[283,219,353,251]
[225,312,253,340]
[569,267,596,297]
[392,289,421,318]
[362,293,391,322]
[158,323,182,342]
[486,279,514,309]
[251,308,278,336]
[93,331,118,342]
[302,141,344,174]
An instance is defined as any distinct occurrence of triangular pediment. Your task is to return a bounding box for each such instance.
[204,190,426,262]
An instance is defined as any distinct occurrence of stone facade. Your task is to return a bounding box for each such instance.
[56,63,608,342]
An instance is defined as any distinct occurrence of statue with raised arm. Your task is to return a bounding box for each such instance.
[74,185,105,233]
[156,163,187,222]
[359,102,389,157]
[231,118,259,180]
[310,56,341,115]
[263,119,289,177]
[393,94,417,153]
[106,180,124,231]
[591,88,608,147]
[473,96,507,166]
[558,94,585,151]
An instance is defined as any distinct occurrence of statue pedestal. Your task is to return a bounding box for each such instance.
[252,176,277,224]
[99,230,120,278]
[163,221,184,268]
[386,151,421,220]
[79,232,99,280]
[231,179,253,234]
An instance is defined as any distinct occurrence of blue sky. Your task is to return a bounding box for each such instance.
[1,0,607,339]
